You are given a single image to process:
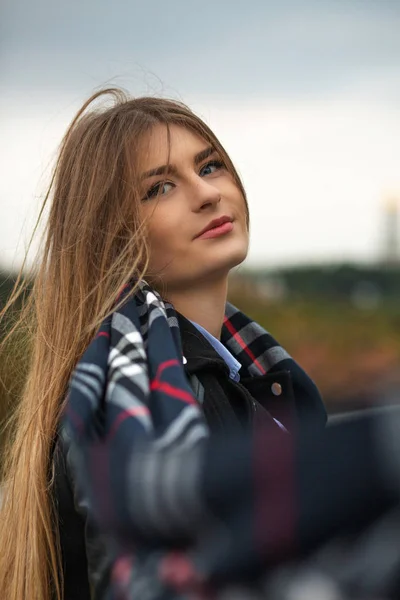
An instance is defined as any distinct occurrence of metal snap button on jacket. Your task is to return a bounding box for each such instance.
[271,382,282,396]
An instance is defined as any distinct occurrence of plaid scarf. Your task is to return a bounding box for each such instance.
[61,281,324,599]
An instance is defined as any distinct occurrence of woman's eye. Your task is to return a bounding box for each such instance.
[143,181,174,201]
[199,160,224,177]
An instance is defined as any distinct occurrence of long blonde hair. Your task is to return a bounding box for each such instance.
[0,87,247,600]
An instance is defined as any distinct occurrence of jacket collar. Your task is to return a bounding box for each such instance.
[177,312,229,377]
[177,307,327,430]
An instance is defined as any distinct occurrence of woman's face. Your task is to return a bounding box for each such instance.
[138,123,249,291]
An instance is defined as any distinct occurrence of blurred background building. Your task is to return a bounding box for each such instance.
[382,197,400,265]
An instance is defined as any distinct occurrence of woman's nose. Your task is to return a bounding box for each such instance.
[190,175,221,211]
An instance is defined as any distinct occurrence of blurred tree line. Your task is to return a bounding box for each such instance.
[247,263,400,301]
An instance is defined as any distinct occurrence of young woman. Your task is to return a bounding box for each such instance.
[0,88,332,600]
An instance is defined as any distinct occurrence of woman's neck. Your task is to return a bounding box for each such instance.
[166,278,228,339]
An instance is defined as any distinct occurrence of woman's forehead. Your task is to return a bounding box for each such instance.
[138,123,212,168]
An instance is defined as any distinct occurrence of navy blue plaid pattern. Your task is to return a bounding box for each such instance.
[61,281,324,599]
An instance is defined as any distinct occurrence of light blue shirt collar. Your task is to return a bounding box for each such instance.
[190,321,241,382]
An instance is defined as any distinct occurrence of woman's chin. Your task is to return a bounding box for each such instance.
[147,239,249,290]
[199,243,249,279]
[215,237,249,269]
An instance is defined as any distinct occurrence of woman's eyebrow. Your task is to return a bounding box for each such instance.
[141,146,216,180]
[193,146,216,165]
[141,164,178,180]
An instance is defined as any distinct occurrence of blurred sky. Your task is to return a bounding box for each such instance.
[1,0,400,269]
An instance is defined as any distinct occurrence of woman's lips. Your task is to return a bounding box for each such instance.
[196,221,234,239]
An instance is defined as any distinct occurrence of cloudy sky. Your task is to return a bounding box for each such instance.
[1,0,399,269]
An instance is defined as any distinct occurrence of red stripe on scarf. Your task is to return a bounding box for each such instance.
[151,380,197,405]
[223,317,266,375]
[116,283,131,301]
[150,359,197,404]
[254,418,297,561]
[112,554,135,600]
[107,406,151,441]
[154,358,180,379]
